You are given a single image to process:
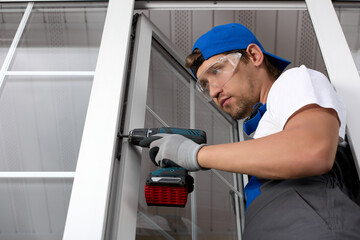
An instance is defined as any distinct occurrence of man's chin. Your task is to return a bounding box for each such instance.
[225,109,246,120]
[224,106,252,120]
[218,101,251,120]
[231,113,246,120]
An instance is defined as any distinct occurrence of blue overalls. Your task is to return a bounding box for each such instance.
[242,102,267,210]
[241,103,360,239]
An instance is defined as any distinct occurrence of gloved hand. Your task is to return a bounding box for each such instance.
[143,134,206,171]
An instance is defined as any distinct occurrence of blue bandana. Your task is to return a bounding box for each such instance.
[243,102,267,135]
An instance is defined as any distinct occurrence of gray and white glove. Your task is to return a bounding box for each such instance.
[146,134,205,171]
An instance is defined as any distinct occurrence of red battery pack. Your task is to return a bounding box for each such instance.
[144,167,194,207]
[145,184,188,207]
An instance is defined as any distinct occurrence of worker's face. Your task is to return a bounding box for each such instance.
[196,53,259,120]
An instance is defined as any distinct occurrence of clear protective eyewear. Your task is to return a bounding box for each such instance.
[195,52,242,102]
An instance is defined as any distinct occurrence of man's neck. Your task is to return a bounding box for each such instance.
[259,75,275,104]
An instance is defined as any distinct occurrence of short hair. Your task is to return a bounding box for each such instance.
[185,48,281,80]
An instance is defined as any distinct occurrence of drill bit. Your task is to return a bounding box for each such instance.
[118,133,129,138]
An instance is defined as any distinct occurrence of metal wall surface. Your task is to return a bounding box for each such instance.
[135,9,327,76]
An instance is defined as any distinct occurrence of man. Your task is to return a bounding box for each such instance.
[147,23,360,239]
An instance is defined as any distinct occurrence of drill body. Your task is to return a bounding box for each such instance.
[123,127,206,207]
[127,127,206,147]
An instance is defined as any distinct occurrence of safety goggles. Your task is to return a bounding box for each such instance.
[195,52,242,102]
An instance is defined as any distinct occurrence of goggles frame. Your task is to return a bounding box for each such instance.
[195,52,242,102]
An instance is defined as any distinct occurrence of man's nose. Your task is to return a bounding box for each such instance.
[209,84,223,99]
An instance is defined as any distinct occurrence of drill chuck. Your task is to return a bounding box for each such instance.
[127,128,151,146]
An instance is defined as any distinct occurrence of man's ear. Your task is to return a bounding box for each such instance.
[246,44,264,67]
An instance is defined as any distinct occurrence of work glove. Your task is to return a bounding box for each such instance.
[141,134,206,171]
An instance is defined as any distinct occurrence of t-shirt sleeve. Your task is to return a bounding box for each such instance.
[267,65,346,139]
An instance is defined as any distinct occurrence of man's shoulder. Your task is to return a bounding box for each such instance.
[279,65,323,79]
[274,65,328,88]
[268,65,332,104]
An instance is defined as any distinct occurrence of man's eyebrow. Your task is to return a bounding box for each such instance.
[200,60,224,78]
[208,62,224,70]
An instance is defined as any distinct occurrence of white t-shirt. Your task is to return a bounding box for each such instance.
[253,65,346,141]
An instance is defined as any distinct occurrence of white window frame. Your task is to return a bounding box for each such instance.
[63,0,135,239]
[105,14,243,240]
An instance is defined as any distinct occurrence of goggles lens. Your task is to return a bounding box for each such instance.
[195,52,241,102]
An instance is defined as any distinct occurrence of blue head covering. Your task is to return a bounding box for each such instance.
[190,23,291,78]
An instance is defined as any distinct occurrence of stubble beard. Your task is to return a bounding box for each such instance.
[219,73,259,120]
[227,98,256,120]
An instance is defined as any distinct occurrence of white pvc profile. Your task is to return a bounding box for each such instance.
[0,2,33,91]
[4,71,95,76]
[135,1,306,10]
[233,173,244,238]
[63,0,135,239]
[236,120,247,233]
[0,172,75,178]
[305,0,360,172]
[108,14,153,240]
[237,174,246,233]
[0,9,28,13]
[31,6,108,13]
[189,80,198,240]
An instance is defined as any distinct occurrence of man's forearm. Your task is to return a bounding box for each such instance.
[197,131,335,179]
[197,107,340,179]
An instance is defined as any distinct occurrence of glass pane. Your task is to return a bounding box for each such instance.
[0,3,27,67]
[9,3,107,71]
[196,171,238,239]
[136,41,238,239]
[194,92,238,238]
[138,111,193,239]
[137,44,193,240]
[335,5,360,72]
[0,76,93,171]
[0,178,73,240]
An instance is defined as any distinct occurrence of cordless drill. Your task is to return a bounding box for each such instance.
[120,127,207,207]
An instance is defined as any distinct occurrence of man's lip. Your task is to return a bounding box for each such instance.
[220,97,231,107]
